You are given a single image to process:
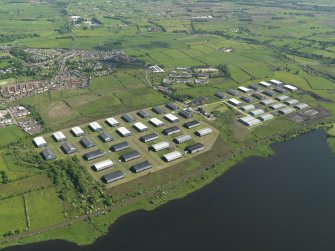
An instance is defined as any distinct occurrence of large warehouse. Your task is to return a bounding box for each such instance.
[61,142,77,154]
[116,127,132,137]
[106,117,120,127]
[238,86,251,93]
[252,93,265,100]
[41,148,56,161]
[137,110,151,118]
[215,91,227,99]
[195,127,213,137]
[269,103,285,110]
[240,104,255,111]
[120,151,141,162]
[130,161,152,173]
[284,99,299,106]
[80,137,95,148]
[133,122,148,132]
[249,84,260,90]
[33,136,47,148]
[121,114,135,123]
[162,151,182,162]
[152,106,165,114]
[174,134,192,144]
[269,79,283,86]
[185,143,205,154]
[164,113,179,123]
[259,81,271,87]
[226,89,239,96]
[278,107,295,115]
[261,99,276,105]
[166,103,179,111]
[179,110,193,119]
[150,118,164,127]
[228,98,242,107]
[162,126,180,135]
[259,113,274,121]
[240,96,253,103]
[183,120,201,129]
[71,126,85,137]
[93,159,113,171]
[102,170,124,183]
[239,116,262,127]
[294,103,310,110]
[89,122,103,132]
[276,95,289,101]
[140,132,159,143]
[263,90,276,97]
[53,131,66,142]
[284,84,297,92]
[249,109,265,116]
[83,150,104,161]
[99,131,113,143]
[111,142,129,152]
[151,141,170,152]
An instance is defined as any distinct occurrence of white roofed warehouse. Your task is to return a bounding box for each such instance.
[162,151,182,162]
[238,86,251,93]
[150,118,164,127]
[284,84,297,92]
[228,98,242,107]
[240,104,255,112]
[294,103,310,110]
[151,141,170,152]
[238,116,262,127]
[164,113,179,123]
[89,122,102,132]
[174,134,192,144]
[249,109,265,116]
[93,159,113,172]
[116,127,132,137]
[259,81,271,87]
[259,113,274,121]
[33,136,47,148]
[53,131,66,142]
[133,122,148,132]
[106,117,119,127]
[71,126,84,137]
[195,127,213,137]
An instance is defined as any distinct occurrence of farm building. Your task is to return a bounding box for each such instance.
[137,110,151,118]
[83,150,104,161]
[179,110,193,119]
[269,103,285,110]
[294,103,310,110]
[174,134,192,144]
[33,136,47,148]
[248,84,259,90]
[152,106,164,114]
[61,142,77,154]
[276,95,289,101]
[162,151,182,162]
[263,90,276,97]
[140,132,159,143]
[241,104,255,111]
[80,137,95,148]
[239,116,262,127]
[53,131,66,142]
[150,118,164,127]
[278,107,295,115]
[41,148,56,161]
[215,91,227,99]
[226,89,239,96]
[162,126,180,135]
[116,127,132,137]
[151,141,170,152]
[164,113,179,123]
[269,79,283,86]
[99,131,113,143]
[259,113,274,121]
[102,170,124,184]
[252,93,265,100]
[166,103,179,111]
[106,117,119,127]
[93,159,113,172]
[195,127,213,137]
[185,143,205,154]
[261,99,276,105]
[249,109,265,116]
[274,87,286,94]
[89,122,102,132]
[111,142,129,152]
[259,81,271,87]
[121,114,135,123]
[238,86,251,93]
[121,151,141,162]
[183,120,201,129]
[131,161,152,173]
[284,84,297,92]
[133,122,148,132]
[71,126,84,137]
[240,96,253,103]
[284,99,299,106]
[228,98,242,107]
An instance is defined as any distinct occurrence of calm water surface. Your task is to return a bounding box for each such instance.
[4,130,335,251]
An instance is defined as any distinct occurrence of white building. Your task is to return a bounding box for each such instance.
[284,84,297,92]
[259,113,274,121]
[93,159,114,171]
[71,126,85,137]
[239,116,262,127]
[53,131,66,142]
[238,86,251,93]
[195,127,213,137]
[162,151,183,162]
[249,109,265,116]
[117,127,132,137]
[150,118,164,127]
[33,136,47,148]
[228,98,242,107]
[240,104,255,111]
[269,79,283,86]
[106,117,119,127]
[133,122,148,132]
[151,141,170,152]
[164,113,179,123]
[89,122,102,132]
[259,81,271,87]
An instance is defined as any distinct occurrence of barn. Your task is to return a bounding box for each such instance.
[195,127,213,137]
[93,159,113,171]
[89,122,102,132]
[162,151,182,162]
[137,110,151,118]
[179,110,193,119]
[121,114,135,123]
[152,106,165,114]
[133,122,148,132]
[185,143,204,154]
[166,103,179,111]
[164,113,179,123]
[106,117,119,127]
[151,141,170,152]
[183,120,201,129]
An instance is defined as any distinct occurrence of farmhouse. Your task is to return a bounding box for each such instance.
[174,134,192,144]
[259,81,271,87]
[111,142,129,152]
[294,103,310,110]
[239,116,262,127]
[102,170,124,183]
[240,96,253,103]
[80,137,95,148]
[259,113,274,121]
[185,143,205,154]
[121,151,141,162]
[137,110,151,118]
[150,118,164,127]
[261,99,276,105]
[269,103,285,110]
[140,132,159,143]
[278,107,295,115]
[53,131,66,142]
[89,122,102,132]
[83,150,104,161]
[93,159,113,171]
[116,127,132,137]
[133,122,148,132]
[183,120,201,129]
[195,127,213,137]
[284,99,299,106]
[166,103,179,111]
[162,151,182,162]
[269,79,283,86]
[41,148,56,161]
[131,161,152,173]
[252,93,264,100]
[263,90,276,97]
[284,84,297,92]
[106,117,120,127]
[228,98,242,107]
[99,131,113,143]
[226,89,239,96]
[249,84,260,90]
[276,95,289,101]
[61,142,77,154]
[179,110,193,119]
[215,91,227,99]
[274,87,286,94]
[162,126,180,135]
[151,141,170,152]
[121,114,135,123]
[34,136,47,148]
[164,113,179,123]
[71,126,84,137]
[240,104,255,111]
[152,106,165,114]
[238,86,251,93]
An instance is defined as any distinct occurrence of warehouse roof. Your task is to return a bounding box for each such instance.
[284,84,297,91]
[252,93,265,100]
[278,107,295,115]
[263,90,276,97]
[162,151,182,162]
[238,86,251,93]
[83,150,104,161]
[215,91,227,99]
[185,143,204,153]
[150,118,164,127]
[164,113,179,122]
[174,134,192,144]
[41,148,56,160]
[259,113,274,121]
[152,106,165,114]
[151,141,170,151]
[240,96,253,103]
[61,142,76,154]
[102,170,124,183]
[71,126,84,136]
[249,109,265,116]
[228,98,242,106]
[261,99,276,105]
[259,81,271,87]
[140,132,159,142]
[276,95,289,101]
[111,141,129,152]
[137,110,151,118]
[93,159,113,172]
[269,103,285,110]
[53,131,66,142]
[270,79,282,85]
[106,117,119,127]
[121,151,141,162]
[241,104,255,111]
[226,89,239,96]
[89,121,102,131]
[121,114,135,123]
[285,99,299,105]
[162,126,180,135]
[117,127,131,136]
[183,120,201,129]
[179,110,193,118]
[195,127,213,136]
[133,122,148,132]
[80,137,95,148]
[34,136,47,147]
[166,103,179,110]
[249,84,259,90]
[99,131,113,142]
[294,103,310,110]
[131,161,152,173]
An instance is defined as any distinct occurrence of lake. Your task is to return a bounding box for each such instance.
[4,130,335,251]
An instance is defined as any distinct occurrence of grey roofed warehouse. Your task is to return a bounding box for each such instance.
[111,141,129,152]
[183,120,201,129]
[120,151,141,162]
[166,103,179,111]
[80,137,96,148]
[152,106,164,114]
[240,96,253,103]
[162,126,180,135]
[130,161,152,173]
[215,91,226,99]
[179,110,193,119]
[185,143,205,154]
[137,110,151,118]
[99,131,113,143]
[248,84,259,90]
[140,132,159,143]
[174,134,192,144]
[252,93,264,100]
[61,142,77,154]
[226,89,239,96]
[102,170,124,184]
[83,150,104,161]
[263,90,276,97]
[274,87,286,94]
[41,148,56,161]
[121,113,135,123]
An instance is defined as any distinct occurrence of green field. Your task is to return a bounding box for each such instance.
[0,126,26,146]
